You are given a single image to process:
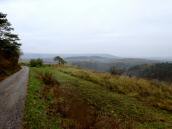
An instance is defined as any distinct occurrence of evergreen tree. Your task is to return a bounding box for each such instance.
[0,12,21,75]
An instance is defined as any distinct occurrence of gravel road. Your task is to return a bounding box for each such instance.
[0,67,29,129]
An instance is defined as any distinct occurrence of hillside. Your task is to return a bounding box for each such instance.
[21,53,117,61]
[127,63,172,82]
[24,65,172,129]
[66,57,160,72]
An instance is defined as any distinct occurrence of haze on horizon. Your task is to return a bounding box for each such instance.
[1,0,172,58]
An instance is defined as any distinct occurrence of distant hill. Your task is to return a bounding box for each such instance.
[66,56,161,72]
[148,57,172,62]
[21,53,165,72]
[21,53,119,64]
[65,55,119,62]
[21,53,117,60]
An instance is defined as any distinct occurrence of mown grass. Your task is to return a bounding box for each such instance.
[24,66,172,129]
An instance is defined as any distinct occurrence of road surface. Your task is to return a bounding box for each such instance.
[0,67,29,129]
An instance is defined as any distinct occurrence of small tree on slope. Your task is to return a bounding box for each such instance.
[54,56,66,65]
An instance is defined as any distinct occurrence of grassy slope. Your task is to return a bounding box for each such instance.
[24,66,172,129]
[23,68,60,129]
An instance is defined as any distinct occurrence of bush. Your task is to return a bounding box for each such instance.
[30,58,43,67]
[36,71,60,86]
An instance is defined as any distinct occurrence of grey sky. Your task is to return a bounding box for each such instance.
[1,0,172,57]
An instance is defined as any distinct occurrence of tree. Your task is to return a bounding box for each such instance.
[54,56,66,65]
[0,12,21,76]
[0,12,21,52]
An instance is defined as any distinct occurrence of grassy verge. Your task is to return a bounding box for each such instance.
[24,66,172,129]
[23,68,60,129]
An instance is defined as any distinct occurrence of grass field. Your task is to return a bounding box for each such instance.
[24,65,172,129]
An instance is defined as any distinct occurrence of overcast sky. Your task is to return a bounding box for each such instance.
[1,0,172,57]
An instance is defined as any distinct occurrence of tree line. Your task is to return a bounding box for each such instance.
[127,63,172,82]
[0,12,21,78]
[110,63,172,82]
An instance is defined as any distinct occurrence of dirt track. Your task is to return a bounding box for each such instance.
[0,67,29,129]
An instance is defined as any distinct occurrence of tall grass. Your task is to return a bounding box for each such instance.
[36,71,60,86]
[59,67,172,112]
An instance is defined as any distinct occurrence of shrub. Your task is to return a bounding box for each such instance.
[36,71,60,86]
[30,58,43,67]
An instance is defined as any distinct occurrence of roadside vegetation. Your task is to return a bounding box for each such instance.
[29,58,43,67]
[24,65,172,129]
[0,12,21,80]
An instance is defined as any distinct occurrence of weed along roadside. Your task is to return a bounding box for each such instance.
[23,66,172,129]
